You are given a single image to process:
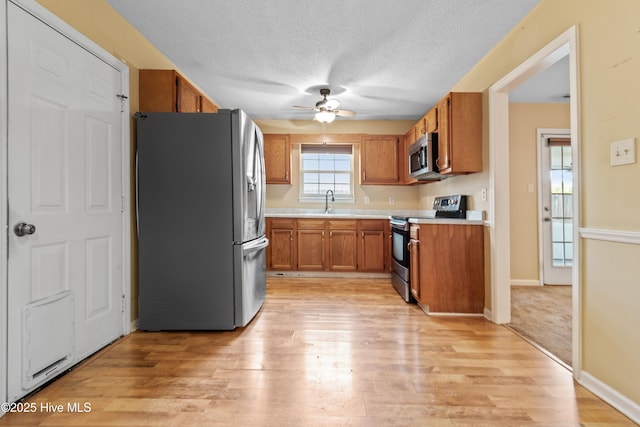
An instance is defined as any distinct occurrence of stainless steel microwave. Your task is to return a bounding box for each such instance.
[408,133,439,179]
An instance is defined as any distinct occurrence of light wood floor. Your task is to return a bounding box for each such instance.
[1,277,635,426]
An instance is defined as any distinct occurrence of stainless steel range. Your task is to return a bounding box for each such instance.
[389,195,468,303]
[390,215,413,303]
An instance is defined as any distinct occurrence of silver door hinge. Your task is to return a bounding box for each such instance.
[116,93,128,112]
[121,294,126,313]
[121,196,125,213]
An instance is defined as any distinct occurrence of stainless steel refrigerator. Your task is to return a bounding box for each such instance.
[135,110,268,330]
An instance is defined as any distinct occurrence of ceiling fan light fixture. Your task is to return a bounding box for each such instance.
[315,110,336,123]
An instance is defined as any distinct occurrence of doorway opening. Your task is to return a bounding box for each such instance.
[488,26,581,374]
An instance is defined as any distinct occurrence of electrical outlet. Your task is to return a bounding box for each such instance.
[481,188,487,202]
[364,196,370,204]
[610,138,636,166]
[388,196,395,205]
[528,184,534,193]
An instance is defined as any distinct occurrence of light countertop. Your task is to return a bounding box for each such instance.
[265,208,430,220]
[408,217,484,225]
[266,208,485,224]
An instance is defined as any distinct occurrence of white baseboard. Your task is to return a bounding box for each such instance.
[578,371,640,424]
[510,279,541,286]
[483,307,493,321]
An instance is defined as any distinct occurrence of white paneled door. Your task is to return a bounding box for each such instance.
[6,2,124,401]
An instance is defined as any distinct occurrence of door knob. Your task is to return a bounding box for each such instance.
[543,217,551,222]
[14,222,36,236]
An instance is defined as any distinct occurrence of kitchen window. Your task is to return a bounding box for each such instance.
[300,144,354,201]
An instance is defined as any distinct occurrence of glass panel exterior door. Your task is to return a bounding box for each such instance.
[541,132,572,286]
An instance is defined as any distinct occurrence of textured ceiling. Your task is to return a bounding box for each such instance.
[107,0,544,120]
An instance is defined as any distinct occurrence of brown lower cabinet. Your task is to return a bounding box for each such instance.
[297,220,325,270]
[266,218,296,270]
[358,220,387,271]
[327,220,358,271]
[409,223,484,314]
[266,217,389,272]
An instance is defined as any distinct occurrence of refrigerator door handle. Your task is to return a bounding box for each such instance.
[253,127,266,237]
[135,152,140,239]
[242,237,269,254]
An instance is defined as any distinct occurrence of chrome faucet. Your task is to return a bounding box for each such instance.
[325,189,335,214]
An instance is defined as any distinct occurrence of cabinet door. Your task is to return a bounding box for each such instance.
[139,69,176,112]
[436,96,451,173]
[400,130,417,185]
[264,134,291,184]
[328,227,358,271]
[297,230,324,270]
[359,229,385,271]
[297,220,325,270]
[176,77,202,112]
[269,227,295,270]
[425,107,437,133]
[419,224,484,313]
[409,232,421,302]
[436,92,482,175]
[201,96,218,113]
[139,69,217,113]
[358,220,386,272]
[413,119,424,143]
[361,136,400,184]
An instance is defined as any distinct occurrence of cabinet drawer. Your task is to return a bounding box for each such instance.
[328,220,357,230]
[359,219,385,230]
[269,218,295,229]
[297,219,325,229]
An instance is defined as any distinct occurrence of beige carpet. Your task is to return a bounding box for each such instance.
[508,285,572,365]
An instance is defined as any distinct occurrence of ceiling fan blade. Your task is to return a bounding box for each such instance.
[292,105,317,111]
[334,109,356,117]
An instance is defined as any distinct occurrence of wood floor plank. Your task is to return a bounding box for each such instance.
[0,277,635,426]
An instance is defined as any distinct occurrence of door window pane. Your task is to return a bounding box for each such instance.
[549,144,573,267]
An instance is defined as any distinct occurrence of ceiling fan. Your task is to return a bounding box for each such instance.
[293,88,356,123]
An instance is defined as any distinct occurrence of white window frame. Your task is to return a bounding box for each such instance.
[298,144,355,202]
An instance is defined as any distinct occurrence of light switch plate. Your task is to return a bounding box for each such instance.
[610,138,636,166]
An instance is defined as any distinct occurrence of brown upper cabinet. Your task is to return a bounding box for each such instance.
[401,130,418,185]
[435,92,482,175]
[360,136,401,184]
[424,107,437,133]
[139,69,218,113]
[264,134,291,184]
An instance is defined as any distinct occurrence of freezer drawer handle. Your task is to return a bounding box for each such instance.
[242,237,269,254]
